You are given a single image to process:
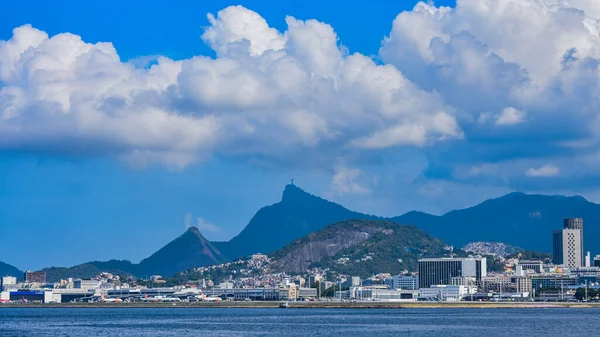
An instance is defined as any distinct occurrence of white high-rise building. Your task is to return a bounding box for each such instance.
[553,228,583,269]
[586,252,591,267]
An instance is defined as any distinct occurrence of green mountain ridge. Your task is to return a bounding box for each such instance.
[270,219,448,278]
[35,185,600,282]
[217,184,379,259]
[391,192,600,254]
[42,260,137,283]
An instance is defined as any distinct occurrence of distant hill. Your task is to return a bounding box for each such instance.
[218,184,378,259]
[40,227,227,281]
[270,219,448,277]
[137,226,227,278]
[41,260,137,283]
[34,187,600,281]
[392,193,600,254]
[0,261,23,279]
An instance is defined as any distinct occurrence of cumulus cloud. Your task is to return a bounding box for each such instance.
[0,6,460,169]
[378,0,600,192]
[495,107,527,126]
[329,167,371,196]
[526,164,560,177]
[4,1,600,200]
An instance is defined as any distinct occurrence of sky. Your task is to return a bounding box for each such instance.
[2,0,600,270]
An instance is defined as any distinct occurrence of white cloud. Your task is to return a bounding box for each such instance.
[495,107,527,126]
[526,164,560,177]
[0,7,461,169]
[196,217,221,233]
[330,167,370,196]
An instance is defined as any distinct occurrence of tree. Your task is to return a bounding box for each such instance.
[574,287,597,301]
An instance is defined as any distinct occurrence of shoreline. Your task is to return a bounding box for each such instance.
[2,301,599,309]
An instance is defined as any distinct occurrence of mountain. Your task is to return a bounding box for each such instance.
[218,184,378,259]
[137,226,227,278]
[42,260,137,283]
[0,261,23,279]
[391,193,600,255]
[33,186,600,282]
[40,227,226,281]
[270,219,448,277]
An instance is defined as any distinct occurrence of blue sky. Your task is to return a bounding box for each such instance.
[2,0,600,270]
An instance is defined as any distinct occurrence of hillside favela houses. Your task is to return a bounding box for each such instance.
[1,216,598,304]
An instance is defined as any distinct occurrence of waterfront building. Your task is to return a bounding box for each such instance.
[279,284,298,300]
[418,257,487,288]
[511,276,532,293]
[74,279,101,291]
[297,287,317,299]
[391,275,418,290]
[24,271,46,284]
[1,276,16,291]
[482,276,512,293]
[531,275,578,290]
[571,267,600,284]
[201,288,281,301]
[451,276,477,286]
[419,285,477,302]
[350,286,418,301]
[595,255,600,268]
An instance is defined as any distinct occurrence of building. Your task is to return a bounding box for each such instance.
[553,218,584,268]
[392,275,418,290]
[517,260,544,274]
[351,286,419,301]
[74,279,101,291]
[24,271,46,284]
[1,276,17,291]
[451,276,477,286]
[418,257,487,288]
[571,267,600,284]
[482,276,513,293]
[251,253,268,260]
[594,255,600,268]
[531,275,578,290]
[279,284,298,300]
[419,285,477,302]
[585,252,591,268]
[553,228,583,268]
[197,288,281,301]
[297,287,317,299]
[511,276,532,293]
[564,218,584,261]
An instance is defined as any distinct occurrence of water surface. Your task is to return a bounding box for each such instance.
[0,308,595,336]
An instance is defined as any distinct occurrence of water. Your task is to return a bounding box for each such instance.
[0,308,598,336]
